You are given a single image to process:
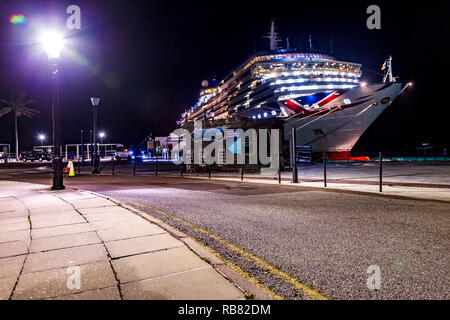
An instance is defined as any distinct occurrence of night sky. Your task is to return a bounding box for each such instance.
[0,0,448,152]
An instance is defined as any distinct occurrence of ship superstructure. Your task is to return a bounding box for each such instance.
[179,22,407,153]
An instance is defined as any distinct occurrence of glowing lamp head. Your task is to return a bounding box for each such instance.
[41,31,64,59]
[91,97,101,107]
[408,82,413,87]
[39,134,45,141]
[99,132,105,138]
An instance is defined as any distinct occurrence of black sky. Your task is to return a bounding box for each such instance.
[0,0,448,152]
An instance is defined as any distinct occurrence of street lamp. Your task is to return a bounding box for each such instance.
[38,134,45,146]
[42,31,64,190]
[99,131,105,144]
[91,97,101,174]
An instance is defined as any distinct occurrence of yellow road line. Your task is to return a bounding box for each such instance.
[128,200,331,300]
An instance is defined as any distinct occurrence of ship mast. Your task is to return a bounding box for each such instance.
[308,34,314,51]
[264,20,281,51]
[383,56,397,83]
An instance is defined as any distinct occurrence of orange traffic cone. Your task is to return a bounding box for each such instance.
[65,162,71,174]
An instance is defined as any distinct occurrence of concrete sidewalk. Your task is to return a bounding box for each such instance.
[0,181,245,300]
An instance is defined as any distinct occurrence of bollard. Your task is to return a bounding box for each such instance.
[379,152,383,193]
[291,127,298,183]
[323,152,327,188]
[208,165,211,179]
[278,160,281,184]
[112,157,115,176]
[241,165,244,181]
[155,155,158,176]
[133,159,136,176]
[180,164,183,177]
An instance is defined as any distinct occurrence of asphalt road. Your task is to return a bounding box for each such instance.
[1,164,449,300]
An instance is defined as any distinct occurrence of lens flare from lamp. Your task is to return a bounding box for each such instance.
[9,14,26,25]
[41,31,64,59]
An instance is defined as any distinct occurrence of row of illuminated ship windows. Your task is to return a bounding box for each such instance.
[254,62,361,74]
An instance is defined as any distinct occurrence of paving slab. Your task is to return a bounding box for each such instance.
[13,261,117,300]
[0,210,29,219]
[97,224,165,242]
[0,276,17,300]
[31,215,86,229]
[112,246,210,284]
[56,192,98,202]
[48,286,120,300]
[29,207,74,216]
[83,212,131,222]
[105,234,184,259]
[76,206,130,215]
[29,232,101,253]
[0,240,29,258]
[0,201,26,213]
[32,223,93,239]
[0,229,30,244]
[0,255,26,278]
[88,218,149,230]
[121,267,243,300]
[0,221,30,233]
[23,244,108,273]
[70,198,118,210]
[0,216,28,225]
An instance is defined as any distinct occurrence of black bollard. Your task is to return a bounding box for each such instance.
[291,127,298,183]
[379,152,383,193]
[112,157,115,176]
[323,152,327,188]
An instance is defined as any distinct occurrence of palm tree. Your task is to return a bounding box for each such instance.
[0,91,40,160]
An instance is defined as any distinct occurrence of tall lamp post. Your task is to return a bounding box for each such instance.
[42,31,64,190]
[91,97,101,174]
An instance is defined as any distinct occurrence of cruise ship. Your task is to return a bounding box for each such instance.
[178,22,409,154]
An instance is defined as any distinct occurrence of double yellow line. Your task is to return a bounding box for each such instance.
[129,200,331,300]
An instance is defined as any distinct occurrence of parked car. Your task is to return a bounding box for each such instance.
[114,145,133,162]
[20,150,52,162]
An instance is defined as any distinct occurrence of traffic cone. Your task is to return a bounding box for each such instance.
[69,160,75,177]
[65,162,71,174]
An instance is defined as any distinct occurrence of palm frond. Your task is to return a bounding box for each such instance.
[0,107,13,117]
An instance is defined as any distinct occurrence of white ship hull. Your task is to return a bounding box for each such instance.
[284,82,403,152]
